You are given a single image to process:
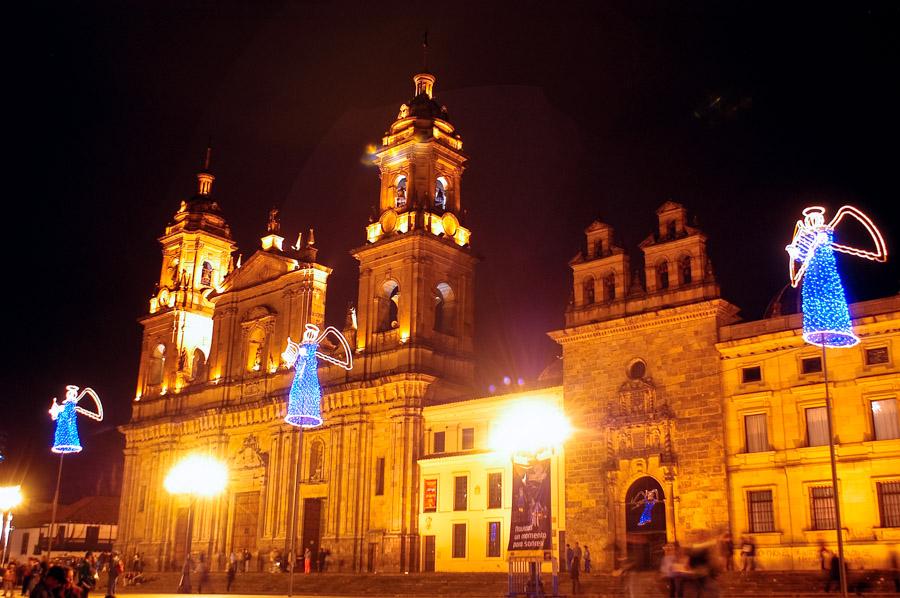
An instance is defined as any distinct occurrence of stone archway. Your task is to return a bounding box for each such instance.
[624,476,667,570]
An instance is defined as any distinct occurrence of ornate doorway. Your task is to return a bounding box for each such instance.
[624,476,666,570]
[231,491,260,555]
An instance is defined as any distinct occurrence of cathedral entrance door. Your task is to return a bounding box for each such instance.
[624,476,667,570]
[231,491,260,555]
[301,498,322,570]
[173,508,191,567]
[422,536,435,572]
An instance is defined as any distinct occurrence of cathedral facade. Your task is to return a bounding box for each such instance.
[116,70,900,574]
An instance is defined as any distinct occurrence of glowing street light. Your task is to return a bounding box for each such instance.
[489,400,572,459]
[0,485,23,565]
[165,454,228,592]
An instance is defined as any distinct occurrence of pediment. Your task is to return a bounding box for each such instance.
[220,250,298,293]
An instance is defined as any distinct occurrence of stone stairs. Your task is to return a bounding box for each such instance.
[117,570,900,596]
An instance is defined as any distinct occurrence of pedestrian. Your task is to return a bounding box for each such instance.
[721,532,734,571]
[106,553,122,597]
[583,545,591,573]
[229,550,237,574]
[303,546,312,574]
[226,561,236,593]
[62,566,82,598]
[659,543,682,598]
[565,544,573,573]
[20,560,33,597]
[740,536,756,572]
[317,548,326,573]
[818,541,831,572]
[29,565,66,598]
[177,554,193,594]
[4,563,16,598]
[570,548,581,595]
[243,549,250,573]
[824,553,843,593]
[196,554,209,594]
[76,554,95,598]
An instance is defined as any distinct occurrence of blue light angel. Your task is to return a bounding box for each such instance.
[282,324,353,428]
[49,385,104,454]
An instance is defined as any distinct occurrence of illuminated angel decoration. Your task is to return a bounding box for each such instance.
[49,385,104,454]
[630,488,659,527]
[786,206,887,348]
[282,324,353,428]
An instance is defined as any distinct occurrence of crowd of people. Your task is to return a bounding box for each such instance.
[0,552,124,598]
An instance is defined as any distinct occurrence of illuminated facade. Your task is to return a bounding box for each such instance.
[116,69,900,575]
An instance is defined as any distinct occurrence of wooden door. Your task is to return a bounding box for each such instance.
[300,498,322,569]
[231,492,260,554]
[423,536,435,572]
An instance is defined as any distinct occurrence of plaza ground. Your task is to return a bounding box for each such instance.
[116,570,900,596]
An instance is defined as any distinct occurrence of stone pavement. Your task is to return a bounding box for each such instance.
[116,570,900,596]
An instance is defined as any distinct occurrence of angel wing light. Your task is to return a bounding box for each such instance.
[283,323,354,428]
[785,205,888,348]
[50,385,104,454]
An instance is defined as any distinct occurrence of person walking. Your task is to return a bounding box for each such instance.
[76,554,95,598]
[177,554,193,594]
[570,548,581,595]
[3,563,16,598]
[229,551,237,575]
[824,553,843,593]
[196,554,209,594]
[226,560,236,593]
[740,536,756,572]
[29,565,66,598]
[565,544,574,573]
[303,547,312,575]
[583,546,591,574]
[106,553,122,597]
[720,532,734,571]
[242,550,250,574]
[573,543,582,573]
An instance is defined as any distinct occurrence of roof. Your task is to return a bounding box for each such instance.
[12,496,119,528]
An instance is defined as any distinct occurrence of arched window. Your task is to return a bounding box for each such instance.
[308,440,325,482]
[200,261,213,287]
[395,175,407,209]
[191,348,207,382]
[377,280,400,332]
[583,277,595,305]
[434,176,448,210]
[148,343,165,385]
[604,273,616,302]
[247,327,266,371]
[434,282,456,334]
[657,261,669,290]
[680,255,692,285]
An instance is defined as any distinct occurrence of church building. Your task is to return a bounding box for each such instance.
[116,69,900,574]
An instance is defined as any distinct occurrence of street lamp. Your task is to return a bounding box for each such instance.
[489,400,571,598]
[0,485,23,565]
[164,454,228,592]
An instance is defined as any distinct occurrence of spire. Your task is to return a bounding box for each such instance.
[196,143,214,196]
[260,207,284,252]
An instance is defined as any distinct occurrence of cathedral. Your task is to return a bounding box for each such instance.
[117,69,900,574]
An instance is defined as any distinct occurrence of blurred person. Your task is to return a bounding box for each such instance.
[226,559,236,592]
[29,565,66,598]
[720,532,734,571]
[818,541,831,572]
[62,566,81,598]
[75,554,94,598]
[565,544,573,572]
[660,543,686,598]
[196,554,209,594]
[4,563,16,597]
[824,553,844,593]
[740,536,756,572]
[583,545,591,573]
[106,553,122,597]
[177,554,193,594]
[569,548,581,596]
[890,548,900,593]
[303,546,312,574]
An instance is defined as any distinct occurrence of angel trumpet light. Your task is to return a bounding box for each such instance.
[282,324,353,428]
[49,385,103,454]
[786,205,887,348]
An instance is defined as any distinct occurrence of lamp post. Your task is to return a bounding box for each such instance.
[0,486,23,565]
[164,454,228,593]
[490,400,572,598]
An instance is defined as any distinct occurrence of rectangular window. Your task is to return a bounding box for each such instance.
[872,399,900,441]
[748,490,775,533]
[810,486,836,530]
[454,475,468,511]
[488,472,503,509]
[877,481,900,528]
[806,407,829,447]
[452,523,466,558]
[866,347,890,366]
[423,478,438,513]
[433,431,445,454]
[801,356,823,374]
[487,521,501,557]
[85,526,100,545]
[57,525,65,542]
[462,428,475,450]
[20,532,29,556]
[375,457,385,496]
[744,413,768,453]
[742,366,762,383]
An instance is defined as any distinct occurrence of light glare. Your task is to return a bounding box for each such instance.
[489,400,571,456]
[164,454,228,497]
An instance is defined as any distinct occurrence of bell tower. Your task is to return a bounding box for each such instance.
[135,148,236,399]
[353,71,476,396]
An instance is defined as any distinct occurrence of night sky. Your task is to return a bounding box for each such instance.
[4,2,899,503]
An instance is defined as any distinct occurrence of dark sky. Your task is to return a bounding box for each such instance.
[4,1,899,502]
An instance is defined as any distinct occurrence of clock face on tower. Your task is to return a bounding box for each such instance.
[441,212,459,238]
[380,208,398,234]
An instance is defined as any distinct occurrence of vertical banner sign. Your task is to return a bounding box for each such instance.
[423,478,438,512]
[508,455,552,551]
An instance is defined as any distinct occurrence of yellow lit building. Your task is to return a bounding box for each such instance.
[717,295,900,570]
[418,388,566,572]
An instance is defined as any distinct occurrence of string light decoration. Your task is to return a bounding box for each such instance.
[631,488,659,527]
[282,324,353,428]
[786,206,887,347]
[49,385,103,454]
